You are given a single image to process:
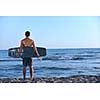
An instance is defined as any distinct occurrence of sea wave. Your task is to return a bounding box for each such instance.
[0,55,97,62]
[35,67,73,71]
[0,59,22,62]
[42,55,84,61]
[41,52,99,61]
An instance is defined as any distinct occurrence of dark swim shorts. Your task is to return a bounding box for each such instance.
[23,58,32,66]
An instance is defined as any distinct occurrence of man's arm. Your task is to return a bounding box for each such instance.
[32,41,40,57]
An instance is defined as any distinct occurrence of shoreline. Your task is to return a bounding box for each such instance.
[0,75,100,83]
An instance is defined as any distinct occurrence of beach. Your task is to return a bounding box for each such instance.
[0,75,100,83]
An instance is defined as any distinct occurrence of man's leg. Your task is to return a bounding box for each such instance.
[29,66,34,80]
[28,58,33,80]
[23,58,27,80]
[23,66,26,80]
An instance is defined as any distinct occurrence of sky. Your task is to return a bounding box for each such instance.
[0,16,100,50]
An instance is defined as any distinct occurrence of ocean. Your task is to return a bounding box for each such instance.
[0,48,100,78]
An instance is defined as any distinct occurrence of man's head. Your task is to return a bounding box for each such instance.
[25,31,30,37]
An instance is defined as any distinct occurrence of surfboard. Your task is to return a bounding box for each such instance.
[8,47,46,58]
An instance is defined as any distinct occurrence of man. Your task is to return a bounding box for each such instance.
[18,31,40,80]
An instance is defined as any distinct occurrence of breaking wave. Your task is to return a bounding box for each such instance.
[42,55,85,61]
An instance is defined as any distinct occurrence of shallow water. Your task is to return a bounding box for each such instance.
[0,48,100,78]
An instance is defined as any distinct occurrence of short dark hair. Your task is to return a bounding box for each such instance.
[25,31,30,37]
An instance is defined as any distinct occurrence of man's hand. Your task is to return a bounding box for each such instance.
[37,54,42,61]
[16,53,20,58]
[37,54,40,57]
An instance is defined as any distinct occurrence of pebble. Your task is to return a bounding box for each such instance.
[0,75,100,83]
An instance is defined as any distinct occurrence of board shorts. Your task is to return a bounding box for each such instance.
[23,58,32,66]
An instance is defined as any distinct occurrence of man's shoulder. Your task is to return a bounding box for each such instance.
[21,38,26,41]
[27,38,34,42]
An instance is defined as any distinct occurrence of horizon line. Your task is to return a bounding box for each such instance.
[0,47,100,50]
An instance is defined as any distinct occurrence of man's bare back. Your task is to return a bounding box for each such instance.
[21,38,34,47]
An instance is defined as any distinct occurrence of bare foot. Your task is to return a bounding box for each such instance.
[30,78,33,81]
